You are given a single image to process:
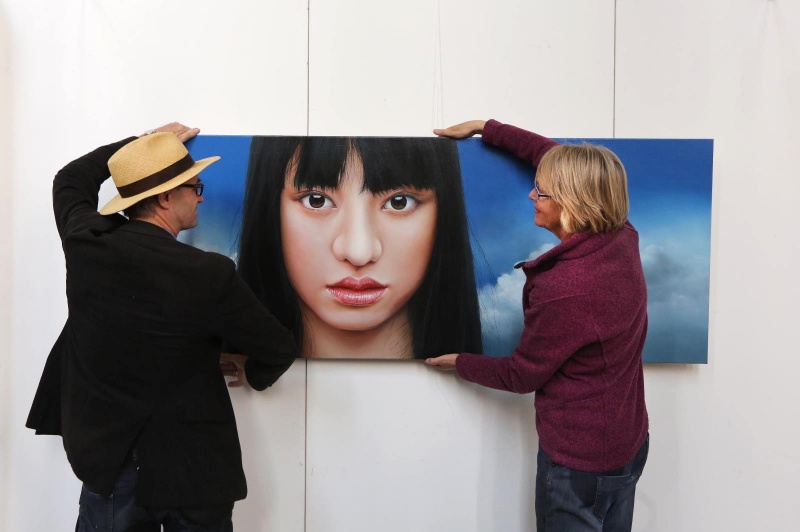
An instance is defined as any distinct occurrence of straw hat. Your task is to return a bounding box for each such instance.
[99,132,220,215]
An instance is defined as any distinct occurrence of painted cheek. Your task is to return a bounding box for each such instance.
[395,210,435,288]
[284,207,333,283]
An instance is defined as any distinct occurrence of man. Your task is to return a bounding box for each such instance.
[26,123,297,531]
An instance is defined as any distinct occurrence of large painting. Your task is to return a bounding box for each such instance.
[183,136,713,363]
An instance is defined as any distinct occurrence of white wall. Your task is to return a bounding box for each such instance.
[616,2,800,530]
[0,3,12,527]
[2,1,798,531]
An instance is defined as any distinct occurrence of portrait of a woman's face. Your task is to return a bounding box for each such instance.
[280,148,438,358]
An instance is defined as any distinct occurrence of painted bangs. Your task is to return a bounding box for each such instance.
[291,137,456,193]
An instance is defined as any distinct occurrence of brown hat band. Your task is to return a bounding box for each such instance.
[116,154,196,198]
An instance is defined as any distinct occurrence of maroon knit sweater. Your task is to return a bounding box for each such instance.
[456,119,649,472]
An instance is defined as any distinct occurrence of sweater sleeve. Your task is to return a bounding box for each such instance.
[456,293,599,394]
[482,119,559,166]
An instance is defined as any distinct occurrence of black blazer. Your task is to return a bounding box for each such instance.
[26,137,297,508]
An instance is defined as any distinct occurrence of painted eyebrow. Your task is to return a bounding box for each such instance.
[361,184,434,194]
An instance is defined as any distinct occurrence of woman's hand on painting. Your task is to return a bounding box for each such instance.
[433,120,486,139]
[143,122,200,143]
[425,353,459,371]
[220,352,250,388]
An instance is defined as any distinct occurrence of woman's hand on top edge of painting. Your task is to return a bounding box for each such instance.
[425,353,459,371]
[433,120,487,139]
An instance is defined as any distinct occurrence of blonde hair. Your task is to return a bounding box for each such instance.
[536,143,630,234]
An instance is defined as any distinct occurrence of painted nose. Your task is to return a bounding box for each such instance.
[331,206,382,267]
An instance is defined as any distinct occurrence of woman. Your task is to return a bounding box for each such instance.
[238,136,482,359]
[428,120,649,531]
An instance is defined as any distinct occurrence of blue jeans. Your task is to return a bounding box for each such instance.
[535,435,649,532]
[76,454,234,532]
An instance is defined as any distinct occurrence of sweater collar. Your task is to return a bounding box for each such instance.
[517,221,634,271]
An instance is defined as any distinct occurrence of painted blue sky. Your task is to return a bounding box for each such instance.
[184,136,713,364]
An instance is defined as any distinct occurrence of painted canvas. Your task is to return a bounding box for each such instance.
[183,136,713,363]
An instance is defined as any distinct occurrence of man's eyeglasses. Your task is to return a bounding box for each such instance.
[532,181,551,200]
[178,183,204,197]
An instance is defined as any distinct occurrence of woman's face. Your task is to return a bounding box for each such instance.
[529,175,568,241]
[280,151,437,334]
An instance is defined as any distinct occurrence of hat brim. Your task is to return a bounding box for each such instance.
[99,156,220,215]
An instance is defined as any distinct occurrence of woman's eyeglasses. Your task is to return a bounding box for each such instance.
[532,181,551,200]
[178,183,204,197]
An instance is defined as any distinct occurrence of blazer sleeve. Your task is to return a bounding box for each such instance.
[482,119,560,167]
[53,137,136,239]
[211,260,298,391]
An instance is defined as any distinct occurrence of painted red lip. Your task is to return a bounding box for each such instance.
[327,277,387,306]
[329,277,386,290]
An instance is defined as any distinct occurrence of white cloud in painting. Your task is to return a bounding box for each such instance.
[639,242,710,360]
[479,243,555,356]
[640,243,708,318]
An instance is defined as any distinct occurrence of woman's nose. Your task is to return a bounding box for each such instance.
[331,206,382,267]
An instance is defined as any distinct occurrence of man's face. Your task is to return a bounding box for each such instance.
[173,176,204,231]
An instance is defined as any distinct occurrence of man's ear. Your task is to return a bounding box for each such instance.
[156,191,171,210]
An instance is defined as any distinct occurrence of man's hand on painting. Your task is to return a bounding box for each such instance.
[143,122,201,143]
[425,353,459,371]
[220,352,250,388]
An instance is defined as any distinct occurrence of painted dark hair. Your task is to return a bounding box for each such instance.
[238,136,482,359]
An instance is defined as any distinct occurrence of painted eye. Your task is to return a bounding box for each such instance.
[300,193,334,210]
[383,195,418,212]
